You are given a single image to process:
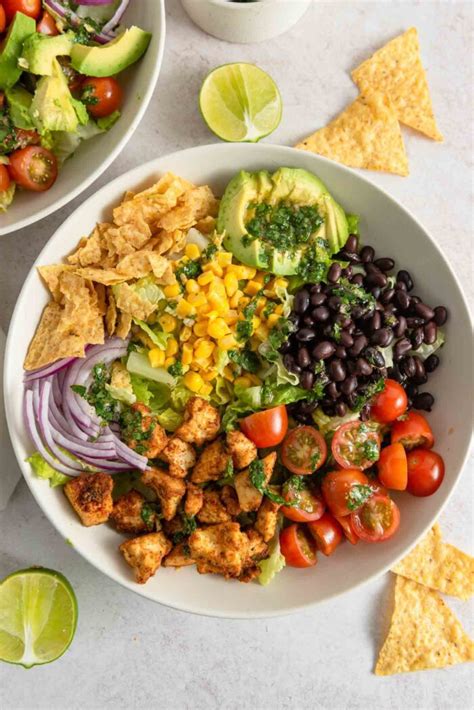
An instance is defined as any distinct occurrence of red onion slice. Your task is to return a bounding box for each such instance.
[24,356,77,383]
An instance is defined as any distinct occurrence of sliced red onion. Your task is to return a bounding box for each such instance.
[113,433,148,470]
[44,0,128,44]
[24,356,77,383]
[78,1,116,5]
[101,0,129,36]
[38,381,86,471]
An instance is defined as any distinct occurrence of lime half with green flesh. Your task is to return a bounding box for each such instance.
[0,568,77,668]
[199,63,282,142]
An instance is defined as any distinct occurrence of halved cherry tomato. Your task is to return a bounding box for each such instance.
[281,425,327,474]
[406,449,445,497]
[370,379,408,423]
[81,77,123,119]
[351,494,400,542]
[8,146,57,191]
[377,442,408,490]
[0,5,6,33]
[391,411,434,450]
[0,164,10,192]
[281,479,325,523]
[335,514,359,545]
[331,421,381,470]
[280,524,317,568]
[37,10,58,35]
[321,468,370,517]
[3,0,41,22]
[14,128,40,149]
[307,513,343,556]
[240,405,288,448]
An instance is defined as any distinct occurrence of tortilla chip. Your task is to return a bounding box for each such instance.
[296,91,409,176]
[24,303,85,369]
[352,28,442,141]
[114,283,157,321]
[105,289,117,337]
[113,173,194,227]
[392,524,474,600]
[375,576,474,675]
[157,186,219,232]
[38,265,75,301]
[147,254,174,283]
[73,268,128,286]
[115,310,132,340]
[68,227,104,267]
[195,215,216,235]
[94,283,107,316]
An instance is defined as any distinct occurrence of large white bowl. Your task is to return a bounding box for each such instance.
[4,143,472,618]
[0,0,166,236]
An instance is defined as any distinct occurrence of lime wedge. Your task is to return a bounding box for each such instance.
[0,568,78,668]
[199,63,282,142]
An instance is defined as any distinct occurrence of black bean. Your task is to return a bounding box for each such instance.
[323,324,334,338]
[371,286,382,299]
[280,340,292,353]
[423,321,437,344]
[360,404,371,422]
[413,392,434,412]
[296,328,316,342]
[335,346,347,359]
[412,357,427,385]
[341,266,353,279]
[328,359,346,382]
[355,357,373,376]
[299,401,318,415]
[346,234,359,252]
[425,354,440,373]
[340,375,358,396]
[414,302,435,322]
[297,347,311,368]
[312,341,336,360]
[351,305,367,320]
[395,280,407,292]
[288,313,300,327]
[322,401,336,416]
[397,270,414,291]
[375,257,395,272]
[328,262,342,283]
[400,355,416,379]
[294,289,310,314]
[301,370,315,390]
[340,251,361,263]
[406,316,425,329]
[433,306,448,326]
[393,337,413,361]
[364,346,385,368]
[283,355,301,375]
[311,292,326,307]
[340,330,354,348]
[369,311,382,332]
[336,314,352,329]
[366,271,388,288]
[351,274,364,287]
[348,334,368,356]
[310,283,322,294]
[370,328,394,347]
[335,401,347,417]
[393,315,407,337]
[360,245,375,263]
[411,326,424,350]
[395,289,411,311]
[327,382,340,400]
[405,382,419,399]
[388,365,405,383]
[380,288,395,305]
[328,295,342,311]
[312,306,330,322]
[303,316,315,327]
[346,322,356,335]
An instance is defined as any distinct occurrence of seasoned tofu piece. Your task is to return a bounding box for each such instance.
[110,490,155,534]
[191,439,230,484]
[119,532,172,584]
[220,484,241,517]
[141,467,186,521]
[127,403,168,459]
[234,452,277,513]
[64,472,113,527]
[163,542,195,568]
[197,490,231,524]
[175,396,220,446]
[239,566,261,583]
[226,430,257,470]
[255,496,280,542]
[161,436,196,478]
[184,481,204,517]
[189,522,249,578]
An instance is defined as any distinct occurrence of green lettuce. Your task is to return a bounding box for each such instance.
[97,110,120,131]
[409,329,445,361]
[157,408,183,432]
[126,351,175,387]
[0,182,16,212]
[312,407,359,436]
[26,452,69,487]
[346,214,360,235]
[133,318,170,350]
[258,520,286,586]
[130,373,171,411]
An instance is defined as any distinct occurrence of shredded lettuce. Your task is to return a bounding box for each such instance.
[409,329,445,361]
[127,351,175,387]
[48,120,105,164]
[312,407,359,435]
[170,382,193,411]
[260,355,299,387]
[97,110,120,131]
[258,518,286,586]
[133,318,170,350]
[0,183,16,212]
[129,372,171,410]
[157,408,183,432]
[222,382,310,431]
[346,214,360,235]
[211,376,233,406]
[71,97,89,126]
[26,452,69,487]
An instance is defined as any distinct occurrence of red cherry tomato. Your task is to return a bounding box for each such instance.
[37,10,58,35]
[331,421,381,470]
[391,411,434,450]
[368,478,388,497]
[280,524,317,568]
[406,449,445,497]
[335,514,359,545]
[370,379,408,423]
[240,405,288,448]
[81,77,123,119]
[281,425,327,474]
[321,468,370,518]
[307,513,343,556]
[0,5,6,33]
[0,164,10,192]
[3,0,41,22]
[14,128,40,148]
[377,442,408,490]
[281,479,325,523]
[351,494,400,542]
[8,146,57,192]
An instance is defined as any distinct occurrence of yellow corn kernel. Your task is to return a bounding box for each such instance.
[252,316,261,330]
[228,265,257,280]
[223,365,235,382]
[182,343,193,365]
[255,325,269,341]
[179,326,192,342]
[176,300,196,318]
[187,292,207,307]
[224,272,239,298]
[253,272,266,285]
[148,348,165,368]
[217,251,233,267]
[274,278,289,291]
[159,314,177,333]
[205,309,219,320]
[224,310,239,326]
[185,279,200,295]
[166,338,179,357]
[218,334,237,351]
[165,356,176,369]
[202,369,218,382]
[255,297,267,315]
[234,376,252,389]
[195,340,215,360]
[185,243,201,260]
[200,382,213,397]
[193,321,208,337]
[244,280,262,296]
[207,318,230,339]
[267,313,281,328]
[239,296,251,309]
[229,289,244,309]
[198,271,214,286]
[163,283,181,299]
[248,374,262,386]
[203,261,224,277]
[184,371,204,393]
[274,304,284,315]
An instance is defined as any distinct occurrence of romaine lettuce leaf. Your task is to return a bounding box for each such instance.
[258,520,286,586]
[26,452,69,487]
[127,351,174,387]
[312,407,359,435]
[409,329,445,361]
[0,182,16,212]
[129,373,171,411]
[133,318,170,350]
[157,408,183,432]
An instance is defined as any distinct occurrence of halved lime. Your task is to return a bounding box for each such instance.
[0,568,78,668]
[199,63,282,142]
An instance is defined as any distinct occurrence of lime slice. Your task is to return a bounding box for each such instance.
[199,63,282,142]
[0,568,78,668]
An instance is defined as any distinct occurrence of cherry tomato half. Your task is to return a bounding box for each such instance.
[37,10,58,35]
[307,513,343,556]
[391,411,434,450]
[281,479,325,523]
[377,442,408,491]
[321,469,370,517]
[8,146,57,191]
[3,0,41,22]
[0,164,10,192]
[351,494,400,542]
[370,379,408,423]
[280,524,317,568]
[0,5,6,33]
[406,449,445,497]
[331,421,381,470]
[281,425,327,474]
[81,77,123,119]
[240,405,288,448]
[335,514,359,545]
[14,128,40,149]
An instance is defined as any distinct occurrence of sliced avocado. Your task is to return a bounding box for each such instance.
[323,195,349,254]
[20,32,74,76]
[71,26,151,78]
[5,86,34,129]
[268,167,327,205]
[0,12,36,90]
[219,170,263,266]
[30,59,78,133]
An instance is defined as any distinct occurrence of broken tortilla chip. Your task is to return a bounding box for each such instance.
[392,524,474,601]
[375,575,474,675]
[113,283,158,321]
[113,173,194,228]
[352,27,442,141]
[37,265,75,302]
[115,310,132,340]
[296,91,409,176]
[105,289,117,337]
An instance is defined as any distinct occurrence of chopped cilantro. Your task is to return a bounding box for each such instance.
[71,385,86,397]
[249,459,290,506]
[236,319,253,342]
[72,363,120,424]
[168,360,183,377]
[332,278,375,316]
[346,484,373,511]
[202,243,218,261]
[217,459,235,486]
[245,202,323,253]
[352,377,385,412]
[141,502,158,530]
[363,438,380,462]
[175,259,202,284]
[172,513,197,544]
[228,348,260,374]
[119,407,154,456]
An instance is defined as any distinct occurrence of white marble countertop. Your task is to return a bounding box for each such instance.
[0,2,472,708]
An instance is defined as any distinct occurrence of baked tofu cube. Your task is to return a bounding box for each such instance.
[161,437,196,478]
[189,522,249,578]
[163,542,195,568]
[127,403,168,459]
[141,467,186,521]
[119,532,172,584]
[255,496,280,542]
[197,490,231,524]
[175,396,220,446]
[184,482,204,517]
[191,439,230,484]
[220,484,241,517]
[226,430,257,470]
[110,490,154,534]
[234,452,277,513]
[64,472,113,527]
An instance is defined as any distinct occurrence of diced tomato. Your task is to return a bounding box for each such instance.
[280,524,318,568]
[281,426,327,474]
[37,11,58,35]
[331,420,381,470]
[335,514,359,545]
[0,164,10,192]
[377,442,408,490]
[81,77,123,119]
[0,5,6,33]
[307,513,343,556]
[391,411,434,450]
[240,405,288,448]
[370,379,408,423]
[8,146,57,191]
[351,494,400,542]
[406,449,445,497]
[281,479,325,523]
[3,0,41,22]
[321,469,371,517]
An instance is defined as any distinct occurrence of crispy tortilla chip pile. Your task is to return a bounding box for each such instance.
[296,28,442,175]
[24,173,219,371]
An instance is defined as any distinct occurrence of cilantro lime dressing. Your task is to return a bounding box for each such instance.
[244,201,323,254]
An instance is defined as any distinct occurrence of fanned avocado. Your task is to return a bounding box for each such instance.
[70,26,151,78]
[0,12,36,90]
[218,167,349,276]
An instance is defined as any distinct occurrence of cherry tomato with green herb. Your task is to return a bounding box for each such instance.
[240,405,288,448]
[406,449,445,497]
[3,0,41,22]
[307,513,343,556]
[370,379,408,423]
[0,164,10,192]
[37,10,58,35]
[391,411,434,450]
[335,514,359,545]
[351,494,400,542]
[81,77,123,119]
[377,442,408,490]
[8,146,57,191]
[281,425,327,474]
[281,478,325,523]
[331,421,381,470]
[321,469,371,517]
[280,524,317,568]
[0,5,6,33]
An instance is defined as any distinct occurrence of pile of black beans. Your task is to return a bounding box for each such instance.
[281,234,448,423]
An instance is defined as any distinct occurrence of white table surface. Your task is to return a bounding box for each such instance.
[0,2,472,708]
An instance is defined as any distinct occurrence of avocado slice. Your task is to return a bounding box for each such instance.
[0,12,36,90]
[20,32,74,76]
[30,59,78,133]
[71,26,152,78]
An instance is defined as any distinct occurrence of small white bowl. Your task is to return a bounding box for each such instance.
[0,0,166,236]
[181,0,310,44]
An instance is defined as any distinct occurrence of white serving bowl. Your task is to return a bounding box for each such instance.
[4,143,472,618]
[0,0,166,236]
